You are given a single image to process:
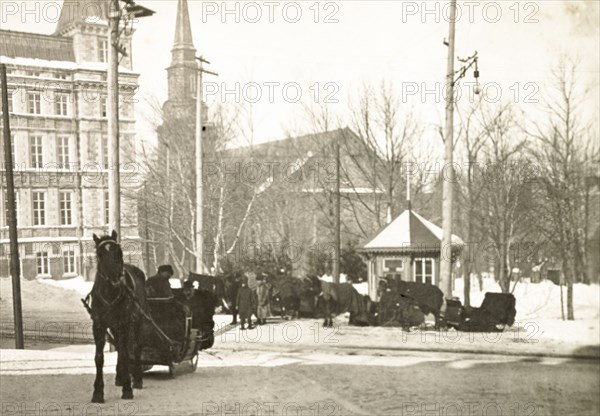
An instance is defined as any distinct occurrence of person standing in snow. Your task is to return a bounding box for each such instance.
[256,278,270,325]
[236,278,255,330]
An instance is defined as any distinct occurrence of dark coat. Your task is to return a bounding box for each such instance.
[146,274,173,298]
[236,285,255,319]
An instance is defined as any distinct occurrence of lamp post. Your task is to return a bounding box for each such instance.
[107,0,154,242]
[439,0,480,299]
[194,56,217,274]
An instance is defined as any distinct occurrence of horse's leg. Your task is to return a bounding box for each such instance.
[132,322,143,389]
[117,325,133,400]
[91,322,106,403]
[113,330,123,386]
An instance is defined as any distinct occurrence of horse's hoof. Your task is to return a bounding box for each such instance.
[121,391,134,400]
[91,394,104,404]
[133,380,143,389]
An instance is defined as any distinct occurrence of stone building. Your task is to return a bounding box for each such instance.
[0,0,142,280]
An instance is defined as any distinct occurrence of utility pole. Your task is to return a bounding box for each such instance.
[333,134,341,284]
[1,64,24,349]
[194,56,217,274]
[107,0,121,242]
[143,181,151,273]
[439,0,457,299]
[107,0,154,243]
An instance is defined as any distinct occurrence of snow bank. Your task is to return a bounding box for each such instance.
[0,276,89,322]
[353,282,369,296]
[453,277,600,320]
[319,274,348,283]
[37,276,94,296]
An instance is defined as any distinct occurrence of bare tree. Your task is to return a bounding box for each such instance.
[475,103,535,293]
[455,98,487,305]
[530,59,599,319]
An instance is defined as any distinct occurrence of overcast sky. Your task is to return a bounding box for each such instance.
[2,0,599,150]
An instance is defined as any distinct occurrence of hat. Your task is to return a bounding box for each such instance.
[182,280,194,289]
[158,265,174,274]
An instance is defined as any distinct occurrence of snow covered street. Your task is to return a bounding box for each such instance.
[1,344,598,415]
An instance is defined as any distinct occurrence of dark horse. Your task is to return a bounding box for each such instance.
[187,272,227,309]
[87,231,148,403]
[305,276,337,327]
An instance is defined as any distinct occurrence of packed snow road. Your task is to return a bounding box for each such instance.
[1,347,598,416]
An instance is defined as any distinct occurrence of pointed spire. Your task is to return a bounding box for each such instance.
[174,0,195,49]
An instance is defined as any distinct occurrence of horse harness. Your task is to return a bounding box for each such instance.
[81,259,175,348]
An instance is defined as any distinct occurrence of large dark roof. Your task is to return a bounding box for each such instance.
[227,127,356,159]
[0,29,75,62]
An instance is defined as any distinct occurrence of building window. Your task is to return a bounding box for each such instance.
[57,136,70,167]
[54,73,68,80]
[104,190,109,225]
[27,70,40,77]
[100,97,107,118]
[121,101,132,119]
[63,249,76,275]
[99,39,108,63]
[55,93,69,116]
[101,135,109,169]
[28,92,41,114]
[32,191,46,226]
[30,135,43,168]
[383,258,404,281]
[59,191,72,225]
[36,251,50,276]
[7,91,13,113]
[414,258,434,285]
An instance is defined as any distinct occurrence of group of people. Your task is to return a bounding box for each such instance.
[230,275,271,330]
[145,265,273,331]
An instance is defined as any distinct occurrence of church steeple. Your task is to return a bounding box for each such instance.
[166,0,198,107]
[174,0,195,50]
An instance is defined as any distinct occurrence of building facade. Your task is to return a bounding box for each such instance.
[0,0,142,280]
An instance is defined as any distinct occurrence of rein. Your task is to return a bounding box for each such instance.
[82,267,176,348]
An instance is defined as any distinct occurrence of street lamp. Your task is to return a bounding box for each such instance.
[107,0,154,242]
[439,0,481,300]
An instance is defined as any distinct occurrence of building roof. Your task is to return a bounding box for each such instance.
[174,0,195,49]
[224,127,380,191]
[229,128,350,158]
[55,0,108,35]
[0,29,75,62]
[361,209,464,254]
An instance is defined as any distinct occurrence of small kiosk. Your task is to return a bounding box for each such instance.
[359,208,464,301]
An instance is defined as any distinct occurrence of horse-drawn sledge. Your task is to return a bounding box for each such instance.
[136,293,211,377]
[81,231,216,403]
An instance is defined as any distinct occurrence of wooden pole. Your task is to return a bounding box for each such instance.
[107,0,121,241]
[333,134,340,284]
[1,64,24,349]
[440,0,457,299]
[195,58,204,273]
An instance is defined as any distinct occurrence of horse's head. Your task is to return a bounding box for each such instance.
[93,230,124,283]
